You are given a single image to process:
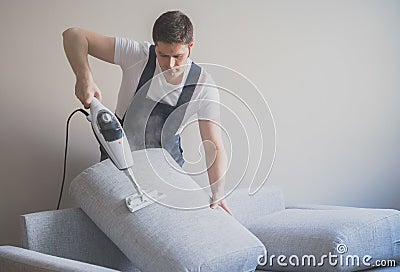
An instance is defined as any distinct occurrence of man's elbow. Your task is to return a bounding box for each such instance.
[62,27,80,39]
[203,139,225,155]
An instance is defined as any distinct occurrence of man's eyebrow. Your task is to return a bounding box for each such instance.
[157,51,183,57]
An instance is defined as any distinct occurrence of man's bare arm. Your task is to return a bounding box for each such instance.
[62,28,115,107]
[198,119,232,215]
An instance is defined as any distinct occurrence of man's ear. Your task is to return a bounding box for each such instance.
[189,39,194,49]
[187,39,194,58]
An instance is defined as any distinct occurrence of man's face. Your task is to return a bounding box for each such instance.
[155,41,194,79]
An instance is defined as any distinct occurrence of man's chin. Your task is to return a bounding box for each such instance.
[164,69,183,78]
[164,68,179,73]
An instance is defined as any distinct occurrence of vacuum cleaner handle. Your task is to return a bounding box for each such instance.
[86,97,101,122]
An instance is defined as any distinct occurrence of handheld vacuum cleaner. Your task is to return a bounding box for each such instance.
[87,97,165,212]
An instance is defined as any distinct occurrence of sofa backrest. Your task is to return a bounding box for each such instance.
[226,185,285,228]
[20,208,139,272]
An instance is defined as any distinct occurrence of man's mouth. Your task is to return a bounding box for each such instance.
[164,68,181,74]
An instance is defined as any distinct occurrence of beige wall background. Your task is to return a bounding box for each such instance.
[1,0,399,246]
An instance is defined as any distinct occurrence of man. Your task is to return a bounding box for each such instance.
[63,11,231,214]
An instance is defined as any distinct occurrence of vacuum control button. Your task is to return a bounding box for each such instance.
[101,113,112,123]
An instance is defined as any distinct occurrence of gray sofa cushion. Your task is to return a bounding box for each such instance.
[70,148,265,272]
[253,208,400,272]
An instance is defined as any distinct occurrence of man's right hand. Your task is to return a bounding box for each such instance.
[75,77,102,108]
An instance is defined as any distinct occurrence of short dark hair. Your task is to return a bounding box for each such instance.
[152,11,193,45]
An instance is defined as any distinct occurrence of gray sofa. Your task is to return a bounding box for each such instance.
[1,149,399,271]
[0,185,399,271]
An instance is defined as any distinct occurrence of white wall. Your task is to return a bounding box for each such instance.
[1,0,399,246]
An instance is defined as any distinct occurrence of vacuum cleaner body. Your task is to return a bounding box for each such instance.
[88,98,133,170]
[88,97,164,212]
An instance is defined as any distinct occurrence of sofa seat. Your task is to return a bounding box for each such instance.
[252,207,400,272]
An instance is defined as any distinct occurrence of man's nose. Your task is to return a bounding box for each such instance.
[168,57,176,68]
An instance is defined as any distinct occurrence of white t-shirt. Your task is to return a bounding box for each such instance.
[114,37,220,133]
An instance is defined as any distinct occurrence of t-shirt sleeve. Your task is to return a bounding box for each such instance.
[114,37,147,70]
[197,79,221,123]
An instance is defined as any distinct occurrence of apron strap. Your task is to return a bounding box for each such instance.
[121,45,156,123]
[136,44,157,94]
[167,62,202,135]
[176,62,201,108]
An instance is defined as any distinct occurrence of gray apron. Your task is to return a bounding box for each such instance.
[100,45,201,167]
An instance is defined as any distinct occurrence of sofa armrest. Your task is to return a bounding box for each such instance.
[0,246,120,272]
[20,208,137,271]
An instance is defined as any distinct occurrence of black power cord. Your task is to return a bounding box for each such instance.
[57,108,89,210]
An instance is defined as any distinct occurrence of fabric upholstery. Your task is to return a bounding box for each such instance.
[70,148,265,272]
[226,185,285,228]
[20,208,139,271]
[0,246,120,272]
[252,208,400,272]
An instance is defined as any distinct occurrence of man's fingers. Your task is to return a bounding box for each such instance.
[220,203,233,216]
[82,96,92,109]
[210,200,233,216]
[83,101,91,109]
[94,89,102,102]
